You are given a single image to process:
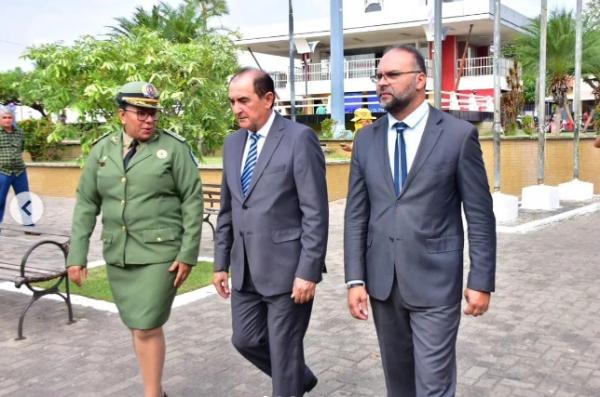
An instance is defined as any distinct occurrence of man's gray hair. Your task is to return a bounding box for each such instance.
[0,106,13,117]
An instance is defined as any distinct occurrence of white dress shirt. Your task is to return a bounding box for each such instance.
[387,100,430,180]
[240,110,276,172]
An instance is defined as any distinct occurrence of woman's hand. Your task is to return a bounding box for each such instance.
[67,266,88,287]
[169,261,192,288]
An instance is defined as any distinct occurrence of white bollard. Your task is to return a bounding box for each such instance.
[521,184,560,210]
[492,192,519,223]
[558,179,594,201]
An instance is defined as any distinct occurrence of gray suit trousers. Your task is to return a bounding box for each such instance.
[231,270,316,397]
[370,279,461,397]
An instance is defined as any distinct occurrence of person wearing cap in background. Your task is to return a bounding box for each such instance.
[67,81,203,397]
[0,106,34,227]
[340,107,377,152]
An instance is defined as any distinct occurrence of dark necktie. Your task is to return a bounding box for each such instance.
[123,139,139,169]
[393,122,408,196]
[241,133,260,197]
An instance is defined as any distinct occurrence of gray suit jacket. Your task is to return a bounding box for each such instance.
[214,113,329,296]
[344,105,496,307]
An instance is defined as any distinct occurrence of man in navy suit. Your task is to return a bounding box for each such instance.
[344,45,496,396]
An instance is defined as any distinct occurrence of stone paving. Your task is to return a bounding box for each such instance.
[1,197,599,396]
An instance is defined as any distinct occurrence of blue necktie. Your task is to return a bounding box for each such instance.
[241,133,260,197]
[393,122,408,196]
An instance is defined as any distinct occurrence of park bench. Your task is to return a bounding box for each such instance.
[203,183,221,240]
[0,223,74,340]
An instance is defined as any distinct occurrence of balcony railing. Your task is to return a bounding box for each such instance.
[457,56,513,77]
[271,58,382,88]
[270,56,511,87]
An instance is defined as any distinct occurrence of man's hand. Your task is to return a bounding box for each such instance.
[291,277,316,304]
[169,261,192,288]
[340,143,354,152]
[463,288,491,317]
[212,271,230,299]
[348,286,369,320]
[67,266,88,287]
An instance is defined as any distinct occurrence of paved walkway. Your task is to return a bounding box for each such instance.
[1,197,599,396]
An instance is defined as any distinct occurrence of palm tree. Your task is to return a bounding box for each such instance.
[512,9,600,133]
[501,59,524,134]
[108,0,229,43]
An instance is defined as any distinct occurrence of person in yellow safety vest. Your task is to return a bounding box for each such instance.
[341,108,377,152]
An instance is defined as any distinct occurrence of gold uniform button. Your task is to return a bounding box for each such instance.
[156,237,162,242]
[122,226,126,231]
[121,200,125,206]
[121,177,127,183]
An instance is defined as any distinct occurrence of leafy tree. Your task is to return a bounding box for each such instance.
[511,9,600,133]
[20,28,238,156]
[0,68,49,117]
[0,68,23,104]
[583,0,600,30]
[108,0,229,43]
[522,76,536,105]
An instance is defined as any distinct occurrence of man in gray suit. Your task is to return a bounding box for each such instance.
[213,67,328,396]
[344,45,496,396]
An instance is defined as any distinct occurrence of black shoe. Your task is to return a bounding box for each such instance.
[305,376,318,393]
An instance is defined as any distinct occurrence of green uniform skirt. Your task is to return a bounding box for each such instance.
[106,262,177,330]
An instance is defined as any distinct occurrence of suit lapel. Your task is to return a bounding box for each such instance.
[373,117,396,198]
[398,106,443,198]
[230,130,247,199]
[243,113,285,202]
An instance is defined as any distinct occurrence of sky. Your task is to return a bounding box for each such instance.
[0,0,580,72]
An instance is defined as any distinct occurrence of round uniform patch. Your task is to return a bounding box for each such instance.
[156,149,168,159]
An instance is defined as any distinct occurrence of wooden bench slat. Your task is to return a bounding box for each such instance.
[0,223,70,237]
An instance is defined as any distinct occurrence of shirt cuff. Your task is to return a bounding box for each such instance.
[346,280,365,288]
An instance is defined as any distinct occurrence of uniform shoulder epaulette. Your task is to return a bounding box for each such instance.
[91,132,111,145]
[163,130,186,143]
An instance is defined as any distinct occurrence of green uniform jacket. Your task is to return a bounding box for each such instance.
[67,130,203,268]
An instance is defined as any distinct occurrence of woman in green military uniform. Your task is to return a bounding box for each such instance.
[67,82,203,397]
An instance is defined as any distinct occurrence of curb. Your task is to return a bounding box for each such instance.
[497,201,600,234]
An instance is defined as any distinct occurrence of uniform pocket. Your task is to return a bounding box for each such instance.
[143,228,176,243]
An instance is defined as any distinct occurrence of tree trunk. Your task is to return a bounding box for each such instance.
[29,103,47,118]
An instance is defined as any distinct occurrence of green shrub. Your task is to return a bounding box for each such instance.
[319,118,336,139]
[19,119,63,161]
[503,121,518,136]
[522,115,535,135]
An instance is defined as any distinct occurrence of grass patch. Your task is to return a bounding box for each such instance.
[199,156,223,166]
[34,261,214,303]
